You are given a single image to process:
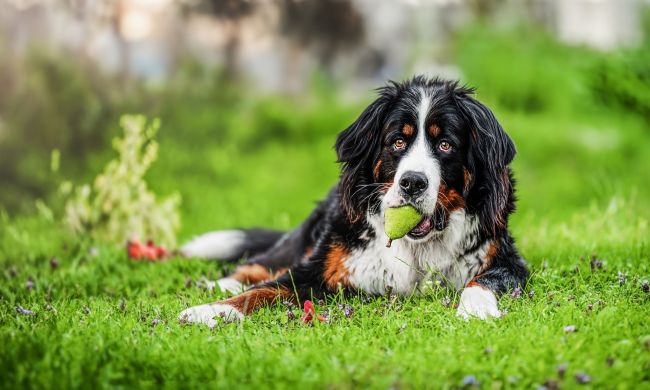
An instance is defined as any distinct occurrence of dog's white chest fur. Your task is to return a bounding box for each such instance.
[346,210,484,295]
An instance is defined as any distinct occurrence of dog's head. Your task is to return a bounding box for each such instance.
[335,76,516,240]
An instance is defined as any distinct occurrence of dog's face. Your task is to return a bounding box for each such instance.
[336,77,516,241]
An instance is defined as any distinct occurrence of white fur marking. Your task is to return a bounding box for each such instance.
[456,286,501,319]
[347,211,481,295]
[180,230,246,260]
[216,277,247,294]
[178,303,243,327]
[383,89,440,214]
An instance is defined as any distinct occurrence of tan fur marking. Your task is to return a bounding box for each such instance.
[437,184,466,211]
[466,279,482,288]
[232,264,272,285]
[428,124,441,137]
[373,159,382,180]
[221,286,292,315]
[324,243,350,289]
[402,124,414,137]
[232,264,289,285]
[480,241,498,273]
[463,167,472,194]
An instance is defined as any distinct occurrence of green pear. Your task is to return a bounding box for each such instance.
[384,205,423,241]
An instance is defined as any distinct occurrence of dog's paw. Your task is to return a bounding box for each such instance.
[456,286,501,320]
[178,303,243,327]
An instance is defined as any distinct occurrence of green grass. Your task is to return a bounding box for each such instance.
[2,97,650,388]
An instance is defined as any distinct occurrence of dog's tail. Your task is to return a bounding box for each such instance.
[179,228,285,261]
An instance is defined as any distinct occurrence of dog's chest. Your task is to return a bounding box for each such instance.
[345,212,484,295]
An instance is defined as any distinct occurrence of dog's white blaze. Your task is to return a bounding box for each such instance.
[384,88,440,213]
[346,211,483,295]
[178,303,243,327]
[180,230,245,260]
[456,286,501,319]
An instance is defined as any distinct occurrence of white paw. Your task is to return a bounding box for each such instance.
[456,286,501,320]
[178,303,243,327]
[216,277,246,294]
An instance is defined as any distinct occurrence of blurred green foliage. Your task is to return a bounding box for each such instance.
[62,115,180,247]
[0,46,145,212]
[1,21,649,220]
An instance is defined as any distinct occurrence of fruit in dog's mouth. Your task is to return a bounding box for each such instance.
[384,205,423,247]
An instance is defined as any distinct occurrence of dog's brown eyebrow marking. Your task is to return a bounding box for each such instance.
[402,124,414,137]
[428,124,441,137]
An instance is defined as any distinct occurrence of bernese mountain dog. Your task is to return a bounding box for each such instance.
[178,76,529,326]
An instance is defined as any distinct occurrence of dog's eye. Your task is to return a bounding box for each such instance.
[393,138,407,150]
[439,141,452,152]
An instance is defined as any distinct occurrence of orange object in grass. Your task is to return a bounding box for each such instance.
[127,238,167,261]
[300,300,327,324]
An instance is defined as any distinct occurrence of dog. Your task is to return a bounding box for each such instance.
[178,76,528,327]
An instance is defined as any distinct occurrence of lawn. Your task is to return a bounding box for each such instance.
[2,28,650,388]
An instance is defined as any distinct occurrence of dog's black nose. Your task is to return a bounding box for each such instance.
[399,171,428,198]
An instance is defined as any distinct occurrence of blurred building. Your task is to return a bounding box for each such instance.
[0,0,647,92]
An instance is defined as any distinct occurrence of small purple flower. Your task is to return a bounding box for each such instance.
[574,372,591,384]
[151,318,161,326]
[49,257,59,270]
[287,310,296,321]
[617,272,626,286]
[343,304,354,318]
[642,280,649,293]
[590,258,603,271]
[25,278,34,291]
[528,290,535,299]
[461,375,480,387]
[511,287,522,299]
[15,306,35,316]
[586,304,593,311]
[564,325,577,334]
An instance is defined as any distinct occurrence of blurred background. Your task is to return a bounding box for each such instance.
[1,0,649,245]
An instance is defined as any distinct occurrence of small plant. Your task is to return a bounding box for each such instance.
[62,115,180,247]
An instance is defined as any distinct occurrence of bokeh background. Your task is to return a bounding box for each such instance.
[1,0,649,245]
[2,2,650,387]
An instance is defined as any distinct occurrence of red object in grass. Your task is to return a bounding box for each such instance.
[127,238,168,261]
[300,300,326,324]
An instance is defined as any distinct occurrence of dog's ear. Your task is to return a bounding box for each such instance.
[455,92,516,236]
[335,89,394,222]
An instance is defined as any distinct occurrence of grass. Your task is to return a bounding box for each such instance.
[2,100,650,388]
[2,33,650,386]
